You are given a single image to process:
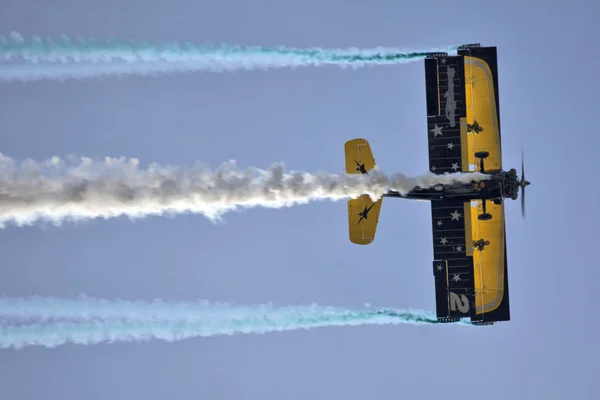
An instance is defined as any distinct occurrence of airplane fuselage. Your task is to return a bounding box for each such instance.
[382,169,520,204]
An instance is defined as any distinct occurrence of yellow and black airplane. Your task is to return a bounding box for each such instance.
[344,44,529,325]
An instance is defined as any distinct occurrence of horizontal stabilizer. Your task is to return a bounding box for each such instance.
[344,138,376,175]
[344,138,382,245]
[348,194,382,245]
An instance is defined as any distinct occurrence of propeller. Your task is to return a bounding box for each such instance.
[519,149,531,218]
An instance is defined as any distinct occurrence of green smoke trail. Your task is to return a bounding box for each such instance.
[0,32,458,81]
[0,298,471,349]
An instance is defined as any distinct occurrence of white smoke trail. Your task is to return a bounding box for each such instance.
[0,296,471,349]
[0,32,458,82]
[0,153,488,229]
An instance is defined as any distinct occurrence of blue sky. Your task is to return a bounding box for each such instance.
[0,1,598,399]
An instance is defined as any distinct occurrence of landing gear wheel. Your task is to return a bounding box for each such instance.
[478,213,492,221]
[475,151,489,159]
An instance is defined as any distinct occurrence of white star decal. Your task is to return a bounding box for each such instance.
[436,220,443,227]
[455,245,463,252]
[452,274,461,282]
[447,142,455,150]
[441,58,447,64]
[437,264,443,271]
[440,237,448,245]
[450,210,462,221]
[451,162,459,171]
[430,124,443,137]
[431,166,436,171]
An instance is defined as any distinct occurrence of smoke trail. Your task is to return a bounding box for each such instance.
[0,298,470,349]
[0,32,457,81]
[0,153,489,228]
[0,295,244,322]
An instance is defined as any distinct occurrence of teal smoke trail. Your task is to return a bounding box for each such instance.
[0,296,470,349]
[0,295,248,322]
[0,32,459,81]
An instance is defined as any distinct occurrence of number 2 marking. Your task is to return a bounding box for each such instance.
[449,292,470,313]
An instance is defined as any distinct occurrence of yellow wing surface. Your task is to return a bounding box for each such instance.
[466,200,507,315]
[463,54,502,172]
[461,48,507,316]
[347,194,383,245]
[344,138,376,174]
[344,138,382,245]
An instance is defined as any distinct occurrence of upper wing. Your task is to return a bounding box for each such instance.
[466,199,510,321]
[460,46,503,172]
[344,138,382,245]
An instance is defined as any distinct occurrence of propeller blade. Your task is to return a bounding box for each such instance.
[521,149,525,182]
[521,188,525,218]
[521,149,526,219]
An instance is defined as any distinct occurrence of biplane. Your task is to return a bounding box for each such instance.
[344,44,529,325]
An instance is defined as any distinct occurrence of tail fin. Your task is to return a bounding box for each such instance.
[344,139,383,245]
